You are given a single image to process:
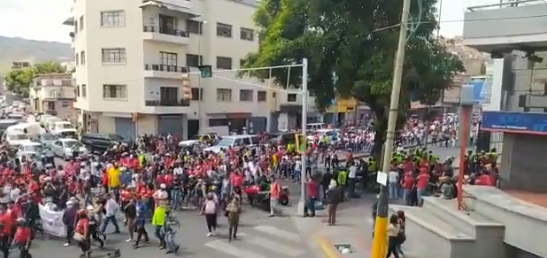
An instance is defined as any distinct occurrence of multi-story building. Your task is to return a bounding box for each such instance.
[30,74,77,120]
[62,0,317,140]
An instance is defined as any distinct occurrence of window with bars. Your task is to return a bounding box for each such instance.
[160,51,178,66]
[103,84,127,99]
[216,56,232,69]
[216,88,232,102]
[240,28,254,41]
[102,48,126,63]
[257,91,267,101]
[191,88,203,101]
[101,11,125,27]
[216,23,232,38]
[239,89,253,101]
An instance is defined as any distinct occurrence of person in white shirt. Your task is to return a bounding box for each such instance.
[348,164,358,198]
[101,194,121,235]
[388,169,400,200]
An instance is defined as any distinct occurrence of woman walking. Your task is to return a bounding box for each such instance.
[74,209,91,258]
[385,214,401,258]
[396,210,406,258]
[225,195,241,241]
[202,193,218,237]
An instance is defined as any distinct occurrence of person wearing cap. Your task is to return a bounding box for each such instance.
[63,200,78,247]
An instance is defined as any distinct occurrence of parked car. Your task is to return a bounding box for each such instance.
[51,138,89,158]
[37,132,57,147]
[80,133,126,152]
[17,141,44,160]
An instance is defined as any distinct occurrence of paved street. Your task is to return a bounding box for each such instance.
[24,146,465,258]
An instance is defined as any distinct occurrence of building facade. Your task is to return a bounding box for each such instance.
[30,74,77,121]
[63,0,317,140]
[464,0,547,192]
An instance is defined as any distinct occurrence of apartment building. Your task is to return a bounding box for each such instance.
[62,0,316,140]
[30,74,77,120]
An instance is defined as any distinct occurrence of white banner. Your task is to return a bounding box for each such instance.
[38,204,66,237]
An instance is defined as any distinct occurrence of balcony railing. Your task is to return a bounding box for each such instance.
[145,99,190,107]
[143,26,189,37]
[144,64,189,73]
[467,0,544,11]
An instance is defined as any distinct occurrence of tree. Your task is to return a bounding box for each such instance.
[240,0,464,159]
[4,61,66,97]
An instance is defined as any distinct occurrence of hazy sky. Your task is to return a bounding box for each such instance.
[0,0,496,43]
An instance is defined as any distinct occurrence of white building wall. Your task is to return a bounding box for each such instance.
[68,0,316,136]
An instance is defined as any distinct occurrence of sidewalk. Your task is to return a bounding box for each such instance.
[292,199,375,258]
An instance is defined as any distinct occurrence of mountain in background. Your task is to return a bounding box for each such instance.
[0,36,73,74]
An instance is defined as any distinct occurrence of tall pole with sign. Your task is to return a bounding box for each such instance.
[457,84,474,210]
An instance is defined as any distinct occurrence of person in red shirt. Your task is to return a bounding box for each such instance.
[13,218,32,258]
[304,178,317,217]
[74,209,90,256]
[416,170,430,206]
[401,171,415,205]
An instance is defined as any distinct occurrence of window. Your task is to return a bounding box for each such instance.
[101,11,125,27]
[61,101,70,108]
[216,23,232,38]
[74,21,78,33]
[191,88,203,101]
[102,48,126,63]
[103,84,127,99]
[75,54,79,66]
[208,118,229,127]
[287,93,297,102]
[47,101,55,111]
[186,54,203,67]
[80,51,85,65]
[79,16,84,30]
[239,89,253,102]
[257,91,267,101]
[216,56,232,69]
[216,88,232,102]
[160,87,178,104]
[240,28,254,41]
[82,84,87,98]
[76,85,80,97]
[187,20,202,34]
[160,51,177,66]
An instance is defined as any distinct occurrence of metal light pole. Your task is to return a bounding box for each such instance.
[197,20,207,131]
[297,58,309,217]
[371,0,411,257]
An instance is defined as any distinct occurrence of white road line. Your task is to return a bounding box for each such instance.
[239,233,305,257]
[253,225,302,242]
[205,239,269,258]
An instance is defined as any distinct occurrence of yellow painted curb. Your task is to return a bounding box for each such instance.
[315,234,341,258]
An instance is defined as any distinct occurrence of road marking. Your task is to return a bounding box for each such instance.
[205,239,269,258]
[239,233,304,257]
[253,225,302,242]
[314,234,341,258]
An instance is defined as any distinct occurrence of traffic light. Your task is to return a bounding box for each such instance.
[181,72,192,100]
[198,65,212,78]
[294,134,307,154]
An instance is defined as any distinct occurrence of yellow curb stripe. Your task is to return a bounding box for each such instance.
[315,235,341,258]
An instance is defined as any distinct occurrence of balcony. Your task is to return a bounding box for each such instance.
[143,25,190,45]
[143,99,191,114]
[143,64,190,80]
[463,0,547,53]
[140,0,199,17]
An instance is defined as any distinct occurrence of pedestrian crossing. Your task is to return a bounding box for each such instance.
[204,225,306,258]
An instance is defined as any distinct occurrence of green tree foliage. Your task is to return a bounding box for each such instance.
[4,61,66,97]
[240,0,465,158]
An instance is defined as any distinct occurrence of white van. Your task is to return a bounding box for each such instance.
[204,134,260,153]
[51,121,76,135]
[6,123,44,138]
[5,130,31,147]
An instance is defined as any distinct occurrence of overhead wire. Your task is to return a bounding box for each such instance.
[96,11,547,86]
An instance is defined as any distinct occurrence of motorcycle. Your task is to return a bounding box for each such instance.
[243,183,290,208]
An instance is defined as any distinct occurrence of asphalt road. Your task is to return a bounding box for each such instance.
[25,146,464,258]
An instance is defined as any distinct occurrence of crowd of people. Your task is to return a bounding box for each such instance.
[0,110,480,258]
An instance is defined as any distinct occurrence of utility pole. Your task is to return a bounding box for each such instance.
[371,0,411,257]
[297,58,309,217]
